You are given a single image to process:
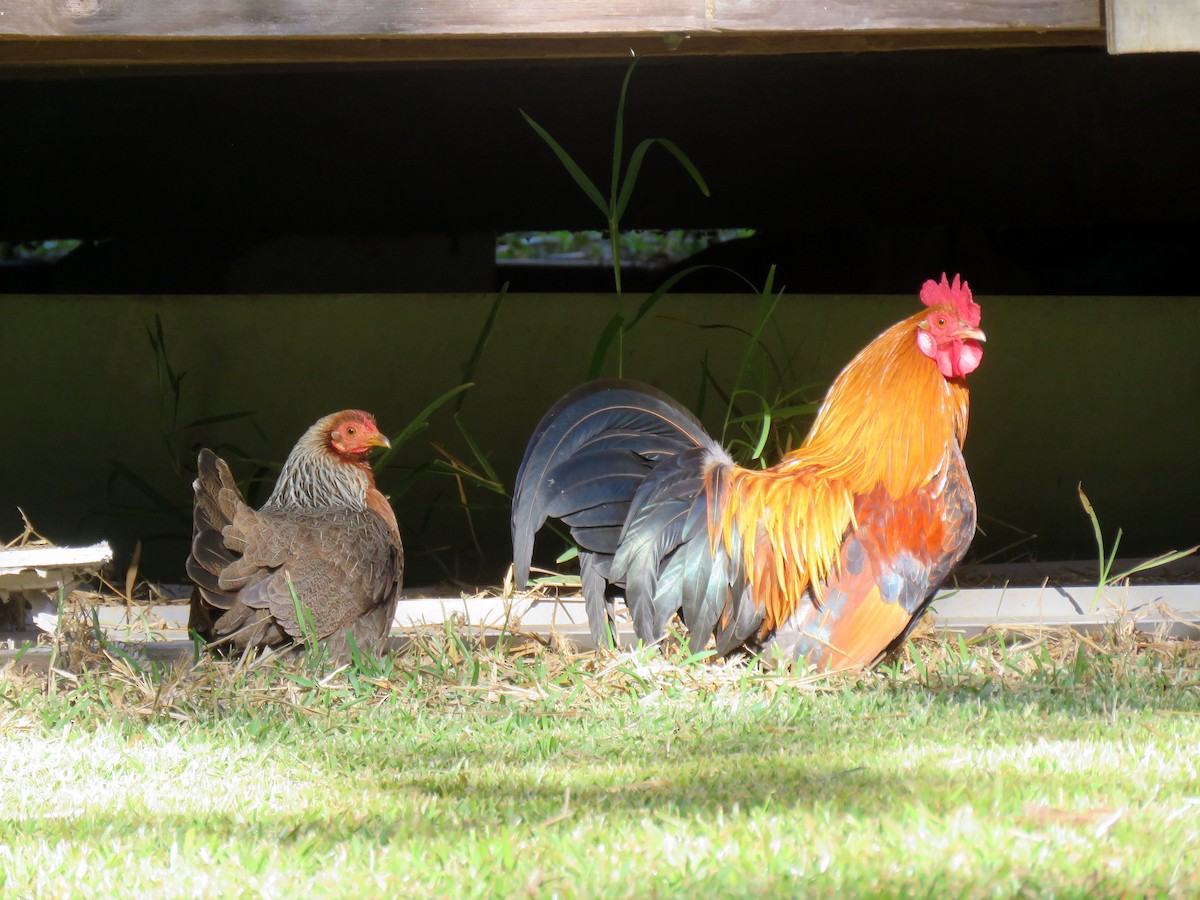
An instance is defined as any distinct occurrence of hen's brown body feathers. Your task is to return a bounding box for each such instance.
[187,411,402,658]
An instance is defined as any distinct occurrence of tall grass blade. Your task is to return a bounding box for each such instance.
[1079,483,1110,611]
[1078,483,1104,562]
[588,314,626,379]
[588,264,716,378]
[453,414,506,494]
[654,139,711,196]
[285,571,326,671]
[623,264,709,333]
[611,59,638,209]
[457,284,507,413]
[1111,545,1199,582]
[520,110,609,217]
[747,394,772,461]
[614,138,710,222]
[373,382,474,472]
[382,461,436,502]
[722,266,782,443]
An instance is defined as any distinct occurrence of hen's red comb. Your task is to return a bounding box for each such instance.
[920,273,980,327]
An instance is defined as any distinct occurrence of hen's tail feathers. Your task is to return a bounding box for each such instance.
[511,379,739,650]
[185,448,247,616]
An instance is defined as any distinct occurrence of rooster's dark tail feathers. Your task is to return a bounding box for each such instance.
[511,379,742,650]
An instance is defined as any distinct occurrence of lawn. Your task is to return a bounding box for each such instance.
[1,623,1198,898]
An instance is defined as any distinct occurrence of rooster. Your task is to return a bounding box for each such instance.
[187,410,403,659]
[512,274,983,669]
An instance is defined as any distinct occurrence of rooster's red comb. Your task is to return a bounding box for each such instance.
[920,273,980,327]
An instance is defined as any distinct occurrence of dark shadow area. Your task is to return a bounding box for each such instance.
[3,49,1200,296]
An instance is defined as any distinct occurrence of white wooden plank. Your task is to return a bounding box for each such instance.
[929,583,1200,637]
[0,541,113,591]
[389,582,1200,639]
[28,580,1199,647]
[1108,0,1200,53]
[0,541,113,575]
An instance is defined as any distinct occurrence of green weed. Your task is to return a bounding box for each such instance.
[1078,483,1198,610]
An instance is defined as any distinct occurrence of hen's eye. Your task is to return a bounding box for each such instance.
[345,425,358,437]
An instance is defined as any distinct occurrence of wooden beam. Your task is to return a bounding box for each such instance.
[1107,0,1200,53]
[0,0,1106,68]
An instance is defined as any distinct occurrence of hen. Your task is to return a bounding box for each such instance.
[512,274,984,669]
[187,410,403,659]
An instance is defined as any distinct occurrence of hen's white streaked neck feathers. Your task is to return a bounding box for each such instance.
[264,416,373,512]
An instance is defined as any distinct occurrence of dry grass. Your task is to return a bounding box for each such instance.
[4,598,1198,729]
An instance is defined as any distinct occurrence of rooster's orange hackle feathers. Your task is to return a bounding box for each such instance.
[712,303,971,634]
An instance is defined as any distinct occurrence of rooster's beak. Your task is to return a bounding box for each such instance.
[960,326,986,343]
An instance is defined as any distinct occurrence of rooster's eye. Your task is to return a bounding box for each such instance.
[935,316,947,328]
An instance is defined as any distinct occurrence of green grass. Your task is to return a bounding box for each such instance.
[1,626,1199,897]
